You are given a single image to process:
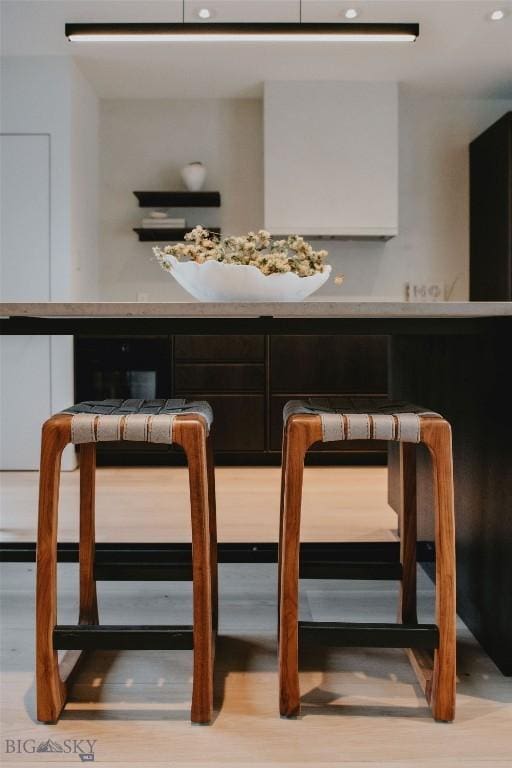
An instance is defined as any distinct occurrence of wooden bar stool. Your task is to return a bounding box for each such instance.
[278,398,456,722]
[36,398,217,725]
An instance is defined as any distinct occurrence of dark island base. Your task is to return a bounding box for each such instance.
[388,329,512,675]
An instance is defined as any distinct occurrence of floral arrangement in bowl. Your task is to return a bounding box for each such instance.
[152,226,333,302]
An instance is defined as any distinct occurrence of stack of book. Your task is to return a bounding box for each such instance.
[141,216,186,229]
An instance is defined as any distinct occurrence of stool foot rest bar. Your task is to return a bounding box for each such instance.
[299,560,403,580]
[299,622,439,649]
[278,398,456,723]
[53,625,195,650]
[36,399,217,725]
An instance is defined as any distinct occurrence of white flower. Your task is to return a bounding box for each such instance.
[152,228,329,278]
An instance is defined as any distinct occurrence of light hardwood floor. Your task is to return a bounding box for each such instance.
[1,467,511,767]
[0,466,398,543]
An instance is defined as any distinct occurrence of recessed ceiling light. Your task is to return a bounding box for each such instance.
[490,9,505,20]
[198,8,211,20]
[345,9,359,19]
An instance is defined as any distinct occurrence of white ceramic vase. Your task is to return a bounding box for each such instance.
[180,162,207,192]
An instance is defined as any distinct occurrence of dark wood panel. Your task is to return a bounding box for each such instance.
[7,316,485,336]
[389,325,512,675]
[199,395,265,452]
[270,335,388,393]
[470,111,512,300]
[175,363,264,392]
[175,335,265,362]
[269,395,387,454]
[76,336,171,370]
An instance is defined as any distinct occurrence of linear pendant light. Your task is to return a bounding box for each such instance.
[65,22,420,43]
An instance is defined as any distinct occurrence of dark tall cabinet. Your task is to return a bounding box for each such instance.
[470,112,512,300]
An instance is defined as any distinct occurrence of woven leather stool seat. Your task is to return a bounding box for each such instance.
[283,397,442,444]
[62,398,213,444]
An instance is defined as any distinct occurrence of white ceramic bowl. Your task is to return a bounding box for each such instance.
[161,256,332,302]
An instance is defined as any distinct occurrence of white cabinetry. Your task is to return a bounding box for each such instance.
[264,81,398,239]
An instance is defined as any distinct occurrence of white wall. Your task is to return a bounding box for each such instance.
[0,56,99,300]
[324,88,512,301]
[0,56,99,468]
[0,56,73,296]
[99,98,263,300]
[71,61,99,300]
[0,134,52,468]
[98,89,512,301]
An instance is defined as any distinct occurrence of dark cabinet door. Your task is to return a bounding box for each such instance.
[270,335,388,394]
[470,112,512,300]
[75,334,388,463]
[175,335,265,362]
[174,335,266,454]
[175,363,264,392]
[197,395,265,452]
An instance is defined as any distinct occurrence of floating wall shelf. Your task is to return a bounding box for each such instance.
[270,232,394,242]
[134,227,221,242]
[133,191,221,207]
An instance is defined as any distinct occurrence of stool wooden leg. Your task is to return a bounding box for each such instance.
[398,442,418,624]
[279,421,309,718]
[422,420,456,722]
[36,420,69,723]
[180,423,213,724]
[277,427,288,642]
[79,443,99,625]
[206,436,218,635]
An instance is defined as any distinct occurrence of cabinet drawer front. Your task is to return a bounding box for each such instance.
[175,364,264,392]
[175,335,265,362]
[270,396,387,453]
[197,395,265,451]
[271,335,388,393]
[77,336,171,368]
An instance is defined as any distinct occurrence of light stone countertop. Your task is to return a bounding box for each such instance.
[1,300,512,319]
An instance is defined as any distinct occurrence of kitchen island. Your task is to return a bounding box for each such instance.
[1,300,511,675]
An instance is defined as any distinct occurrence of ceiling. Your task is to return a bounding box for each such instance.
[1,1,511,99]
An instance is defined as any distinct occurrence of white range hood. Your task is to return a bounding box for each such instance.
[264,81,398,240]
